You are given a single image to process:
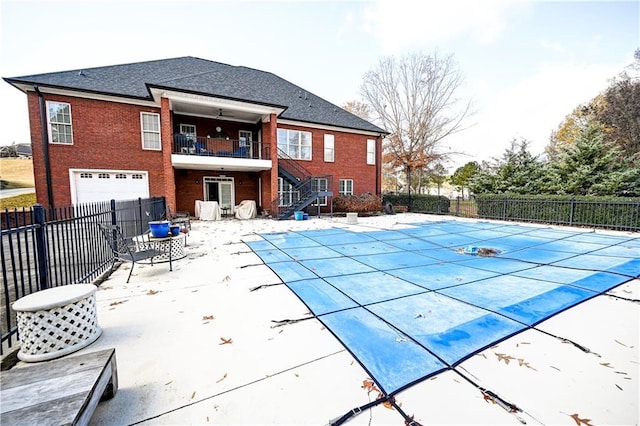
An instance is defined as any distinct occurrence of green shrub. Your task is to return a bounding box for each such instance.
[332,193,383,213]
[383,194,450,214]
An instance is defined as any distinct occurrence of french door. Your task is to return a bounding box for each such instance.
[204,177,235,211]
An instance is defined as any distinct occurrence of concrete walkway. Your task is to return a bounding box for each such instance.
[75,214,637,425]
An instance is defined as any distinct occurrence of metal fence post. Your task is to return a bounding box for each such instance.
[502,199,507,220]
[33,204,49,290]
[569,197,575,226]
[110,199,117,226]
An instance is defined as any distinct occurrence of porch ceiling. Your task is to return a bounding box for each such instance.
[172,101,262,123]
[171,154,272,172]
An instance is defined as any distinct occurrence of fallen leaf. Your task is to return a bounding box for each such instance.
[569,413,593,426]
[495,353,515,365]
[550,365,561,371]
[600,362,613,368]
[109,300,127,306]
[517,358,537,370]
[147,289,158,295]
[222,275,231,282]
[381,396,397,410]
[219,337,233,345]
[202,315,215,321]
[191,391,196,399]
[165,381,173,386]
[216,373,227,383]
[362,379,378,393]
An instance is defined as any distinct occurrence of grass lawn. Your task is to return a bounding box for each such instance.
[1,158,35,188]
[1,158,36,209]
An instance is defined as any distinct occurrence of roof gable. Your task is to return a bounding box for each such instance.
[4,57,386,134]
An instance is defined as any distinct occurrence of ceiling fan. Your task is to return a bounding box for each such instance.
[217,108,235,118]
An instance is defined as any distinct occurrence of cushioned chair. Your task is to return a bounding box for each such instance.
[233,146,249,158]
[174,133,190,152]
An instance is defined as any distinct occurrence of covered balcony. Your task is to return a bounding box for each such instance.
[171,135,272,172]
[155,87,284,172]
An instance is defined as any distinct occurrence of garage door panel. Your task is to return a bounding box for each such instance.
[73,171,149,204]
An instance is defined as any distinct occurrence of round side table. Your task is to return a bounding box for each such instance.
[12,284,102,362]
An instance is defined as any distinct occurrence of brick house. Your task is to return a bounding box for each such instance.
[4,57,386,219]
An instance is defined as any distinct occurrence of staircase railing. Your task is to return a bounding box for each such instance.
[274,149,335,219]
[277,148,312,182]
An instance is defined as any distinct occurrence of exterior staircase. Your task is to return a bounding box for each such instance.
[274,149,333,220]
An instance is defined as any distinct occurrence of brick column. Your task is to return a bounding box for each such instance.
[160,97,176,210]
[268,114,279,214]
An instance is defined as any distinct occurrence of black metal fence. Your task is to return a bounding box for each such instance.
[472,196,639,231]
[384,194,639,231]
[1,196,166,355]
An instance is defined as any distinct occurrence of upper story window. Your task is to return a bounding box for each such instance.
[324,134,334,162]
[179,124,196,141]
[367,139,376,165]
[141,112,161,150]
[46,101,73,144]
[277,128,312,160]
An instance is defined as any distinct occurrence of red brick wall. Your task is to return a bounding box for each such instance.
[25,90,380,213]
[26,92,167,207]
[276,123,381,196]
[174,170,261,215]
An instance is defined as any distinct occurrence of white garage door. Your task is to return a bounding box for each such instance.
[71,170,149,204]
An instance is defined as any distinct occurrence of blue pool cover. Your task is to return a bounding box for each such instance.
[246,220,639,396]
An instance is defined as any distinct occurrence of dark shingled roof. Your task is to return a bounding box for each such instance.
[4,56,386,134]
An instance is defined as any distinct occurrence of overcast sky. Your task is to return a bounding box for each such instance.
[1,0,637,171]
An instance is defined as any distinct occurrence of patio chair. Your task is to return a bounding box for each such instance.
[98,224,170,283]
[167,205,191,230]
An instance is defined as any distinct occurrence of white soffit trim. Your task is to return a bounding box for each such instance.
[276,119,383,137]
[16,84,158,108]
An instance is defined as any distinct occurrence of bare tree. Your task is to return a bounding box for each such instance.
[342,100,373,121]
[361,51,472,194]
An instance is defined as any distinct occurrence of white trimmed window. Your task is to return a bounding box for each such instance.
[179,124,196,141]
[277,128,312,160]
[46,101,73,144]
[324,134,334,162]
[367,139,376,165]
[141,112,161,150]
[278,177,300,206]
[339,179,354,196]
[312,178,328,206]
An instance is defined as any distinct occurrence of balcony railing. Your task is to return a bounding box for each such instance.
[172,134,269,160]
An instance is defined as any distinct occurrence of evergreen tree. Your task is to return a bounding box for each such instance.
[470,139,547,194]
[549,123,640,196]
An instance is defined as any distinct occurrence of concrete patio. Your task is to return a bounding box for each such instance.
[42,214,639,425]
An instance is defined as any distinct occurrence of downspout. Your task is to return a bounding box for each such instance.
[376,134,382,198]
[35,86,54,208]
